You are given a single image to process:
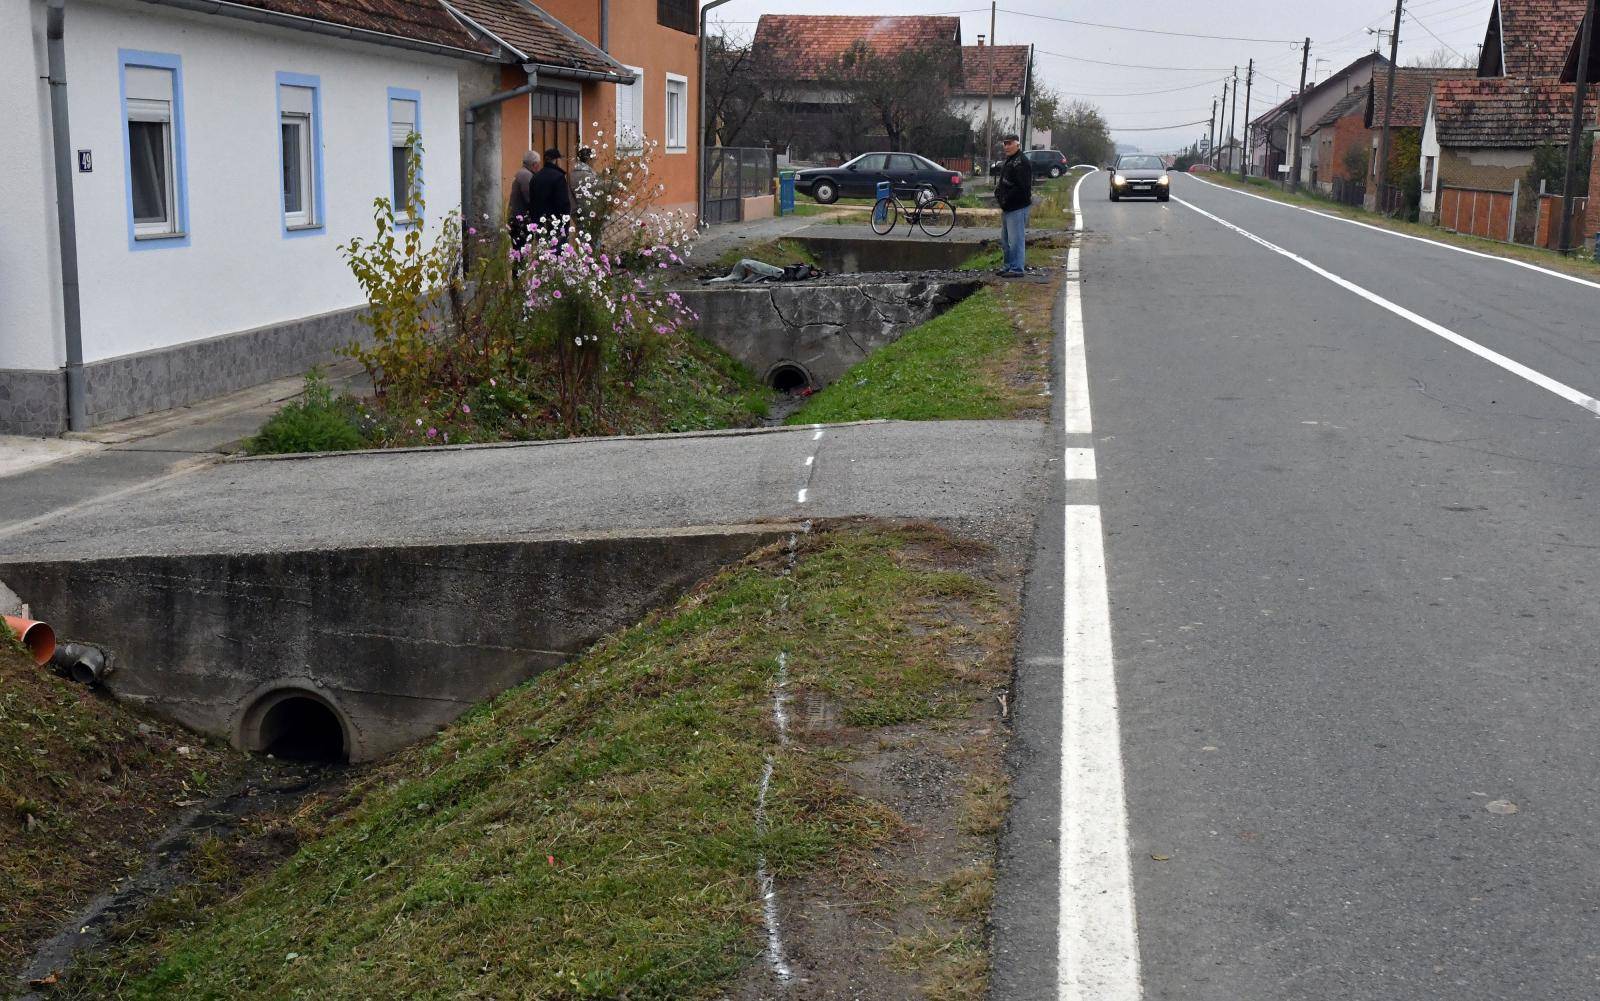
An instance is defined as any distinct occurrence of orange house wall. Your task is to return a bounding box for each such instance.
[495,64,603,224]
[538,0,700,218]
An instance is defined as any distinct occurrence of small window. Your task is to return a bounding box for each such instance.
[665,74,688,152]
[616,67,645,149]
[888,154,917,172]
[853,154,889,171]
[123,61,183,242]
[389,92,420,217]
[279,81,318,230]
[1423,155,1436,192]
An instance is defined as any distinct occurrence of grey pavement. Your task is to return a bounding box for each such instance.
[685,212,828,265]
[0,421,1047,561]
[1042,171,1600,1000]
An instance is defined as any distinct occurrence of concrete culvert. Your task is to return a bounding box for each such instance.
[769,364,812,394]
[250,692,348,763]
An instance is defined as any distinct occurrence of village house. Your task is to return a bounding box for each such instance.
[4,0,698,437]
[953,42,1048,158]
[1281,53,1390,189]
[1419,0,1598,240]
[1363,67,1476,211]
[1303,84,1373,197]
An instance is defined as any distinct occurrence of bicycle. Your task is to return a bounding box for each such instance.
[870,186,956,238]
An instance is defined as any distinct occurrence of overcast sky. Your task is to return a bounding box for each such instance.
[708,0,1497,151]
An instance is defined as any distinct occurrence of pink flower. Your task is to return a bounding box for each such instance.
[427,427,438,438]
[462,404,471,414]
[553,290,563,299]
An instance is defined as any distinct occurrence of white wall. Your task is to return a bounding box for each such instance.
[1419,99,1441,216]
[956,94,1022,134]
[1,1,66,371]
[60,0,465,364]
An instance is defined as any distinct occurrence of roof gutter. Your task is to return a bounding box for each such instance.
[135,0,507,63]
[45,0,87,432]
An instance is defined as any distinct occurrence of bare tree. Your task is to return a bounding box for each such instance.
[1053,100,1113,166]
[827,39,960,152]
[1409,45,1474,69]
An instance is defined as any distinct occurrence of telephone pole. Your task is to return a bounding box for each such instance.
[983,0,997,173]
[1559,0,1597,253]
[1227,66,1239,171]
[1217,79,1229,167]
[1240,59,1254,180]
[1209,98,1218,163]
[1376,0,1404,208]
[1289,38,1310,192]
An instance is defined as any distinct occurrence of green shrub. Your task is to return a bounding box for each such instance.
[245,370,366,455]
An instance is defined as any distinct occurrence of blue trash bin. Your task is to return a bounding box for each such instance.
[874,180,892,224]
[779,171,796,216]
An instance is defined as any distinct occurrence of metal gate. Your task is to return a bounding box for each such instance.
[703,147,775,225]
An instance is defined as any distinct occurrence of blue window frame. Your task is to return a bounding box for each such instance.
[277,71,326,237]
[386,86,422,224]
[118,49,189,250]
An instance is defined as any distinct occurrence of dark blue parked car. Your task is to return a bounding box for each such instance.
[794,153,964,204]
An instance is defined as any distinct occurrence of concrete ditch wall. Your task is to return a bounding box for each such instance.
[1,524,795,760]
[680,276,982,389]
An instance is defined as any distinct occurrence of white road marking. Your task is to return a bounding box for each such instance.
[1182,172,1600,293]
[1059,169,1145,1001]
[804,455,814,466]
[1172,194,1600,418]
[796,488,808,504]
[1064,448,1097,481]
[812,429,825,441]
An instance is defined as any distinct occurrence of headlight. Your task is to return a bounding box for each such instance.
[1113,174,1127,185]
[1158,175,1170,185]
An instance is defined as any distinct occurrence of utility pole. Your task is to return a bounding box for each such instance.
[1240,59,1254,180]
[1376,0,1404,210]
[1289,38,1310,192]
[1217,79,1229,167]
[1209,98,1218,163]
[984,0,997,174]
[1227,66,1239,171]
[1559,0,1597,253]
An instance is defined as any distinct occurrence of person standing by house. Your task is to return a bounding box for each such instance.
[529,147,573,243]
[507,149,540,250]
[571,146,599,204]
[993,133,1033,277]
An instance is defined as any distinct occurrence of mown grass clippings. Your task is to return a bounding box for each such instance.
[60,524,1012,1001]
[788,278,1057,425]
[0,645,247,975]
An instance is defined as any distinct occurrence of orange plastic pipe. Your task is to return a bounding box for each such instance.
[3,615,56,666]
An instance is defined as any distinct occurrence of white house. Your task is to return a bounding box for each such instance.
[3,0,517,436]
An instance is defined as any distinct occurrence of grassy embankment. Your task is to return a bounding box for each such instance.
[1197,170,1600,276]
[0,632,246,979]
[59,524,1014,1001]
[788,281,1055,425]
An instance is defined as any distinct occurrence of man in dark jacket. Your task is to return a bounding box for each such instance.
[529,147,573,243]
[992,133,1033,276]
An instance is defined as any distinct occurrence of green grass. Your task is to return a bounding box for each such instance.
[957,242,1067,272]
[1196,171,1600,277]
[788,287,1041,424]
[712,237,819,270]
[60,525,1010,1001]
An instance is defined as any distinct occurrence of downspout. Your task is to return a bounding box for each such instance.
[697,0,735,226]
[46,0,87,431]
[600,0,609,52]
[462,67,539,271]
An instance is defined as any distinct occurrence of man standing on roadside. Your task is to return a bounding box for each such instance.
[993,133,1032,277]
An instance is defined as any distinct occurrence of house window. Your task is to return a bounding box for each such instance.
[665,74,688,152]
[616,67,645,149]
[388,89,421,219]
[120,52,188,248]
[657,0,696,34]
[278,75,322,233]
[1424,155,1437,192]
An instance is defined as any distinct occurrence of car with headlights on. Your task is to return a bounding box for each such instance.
[1109,154,1170,202]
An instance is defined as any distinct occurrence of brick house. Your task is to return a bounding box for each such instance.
[1419,0,1598,225]
[1363,67,1476,210]
[1282,53,1389,188]
[750,14,964,161]
[1304,85,1372,195]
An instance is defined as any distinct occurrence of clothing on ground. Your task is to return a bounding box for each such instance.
[706,259,787,284]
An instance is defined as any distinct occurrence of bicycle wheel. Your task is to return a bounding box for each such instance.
[916,198,955,238]
[870,197,898,235]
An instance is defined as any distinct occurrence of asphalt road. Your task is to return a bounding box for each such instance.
[1069,172,1600,999]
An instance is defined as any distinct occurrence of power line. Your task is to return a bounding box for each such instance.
[998,8,1300,43]
[1405,10,1470,61]
[1036,48,1234,72]
[1109,117,1215,132]
[1064,79,1228,98]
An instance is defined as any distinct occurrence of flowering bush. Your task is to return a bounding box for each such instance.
[570,126,697,262]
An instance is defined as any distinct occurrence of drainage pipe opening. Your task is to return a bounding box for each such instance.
[769,364,812,394]
[252,694,348,764]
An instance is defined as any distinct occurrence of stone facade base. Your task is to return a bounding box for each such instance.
[0,304,366,436]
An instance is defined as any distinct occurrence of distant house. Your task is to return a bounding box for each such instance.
[954,43,1046,152]
[1419,0,1599,228]
[1303,85,1372,195]
[1362,67,1476,210]
[1249,95,1297,179]
[751,14,965,161]
[1283,53,1390,188]
[4,0,700,437]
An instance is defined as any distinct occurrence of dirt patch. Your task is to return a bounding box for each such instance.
[988,275,1060,422]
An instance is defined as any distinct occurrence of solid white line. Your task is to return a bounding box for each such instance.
[1171,194,1600,418]
[804,455,814,466]
[1064,447,1097,481]
[796,488,808,503]
[812,430,824,441]
[1181,172,1600,292]
[1060,504,1143,1000]
[1063,170,1095,435]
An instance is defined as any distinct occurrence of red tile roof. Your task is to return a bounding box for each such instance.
[220,0,496,53]
[1306,85,1369,136]
[753,15,961,81]
[1488,0,1587,78]
[444,0,628,77]
[959,44,1028,96]
[1367,67,1477,129]
[1432,75,1596,147]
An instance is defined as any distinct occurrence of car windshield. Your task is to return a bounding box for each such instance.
[1119,156,1164,170]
